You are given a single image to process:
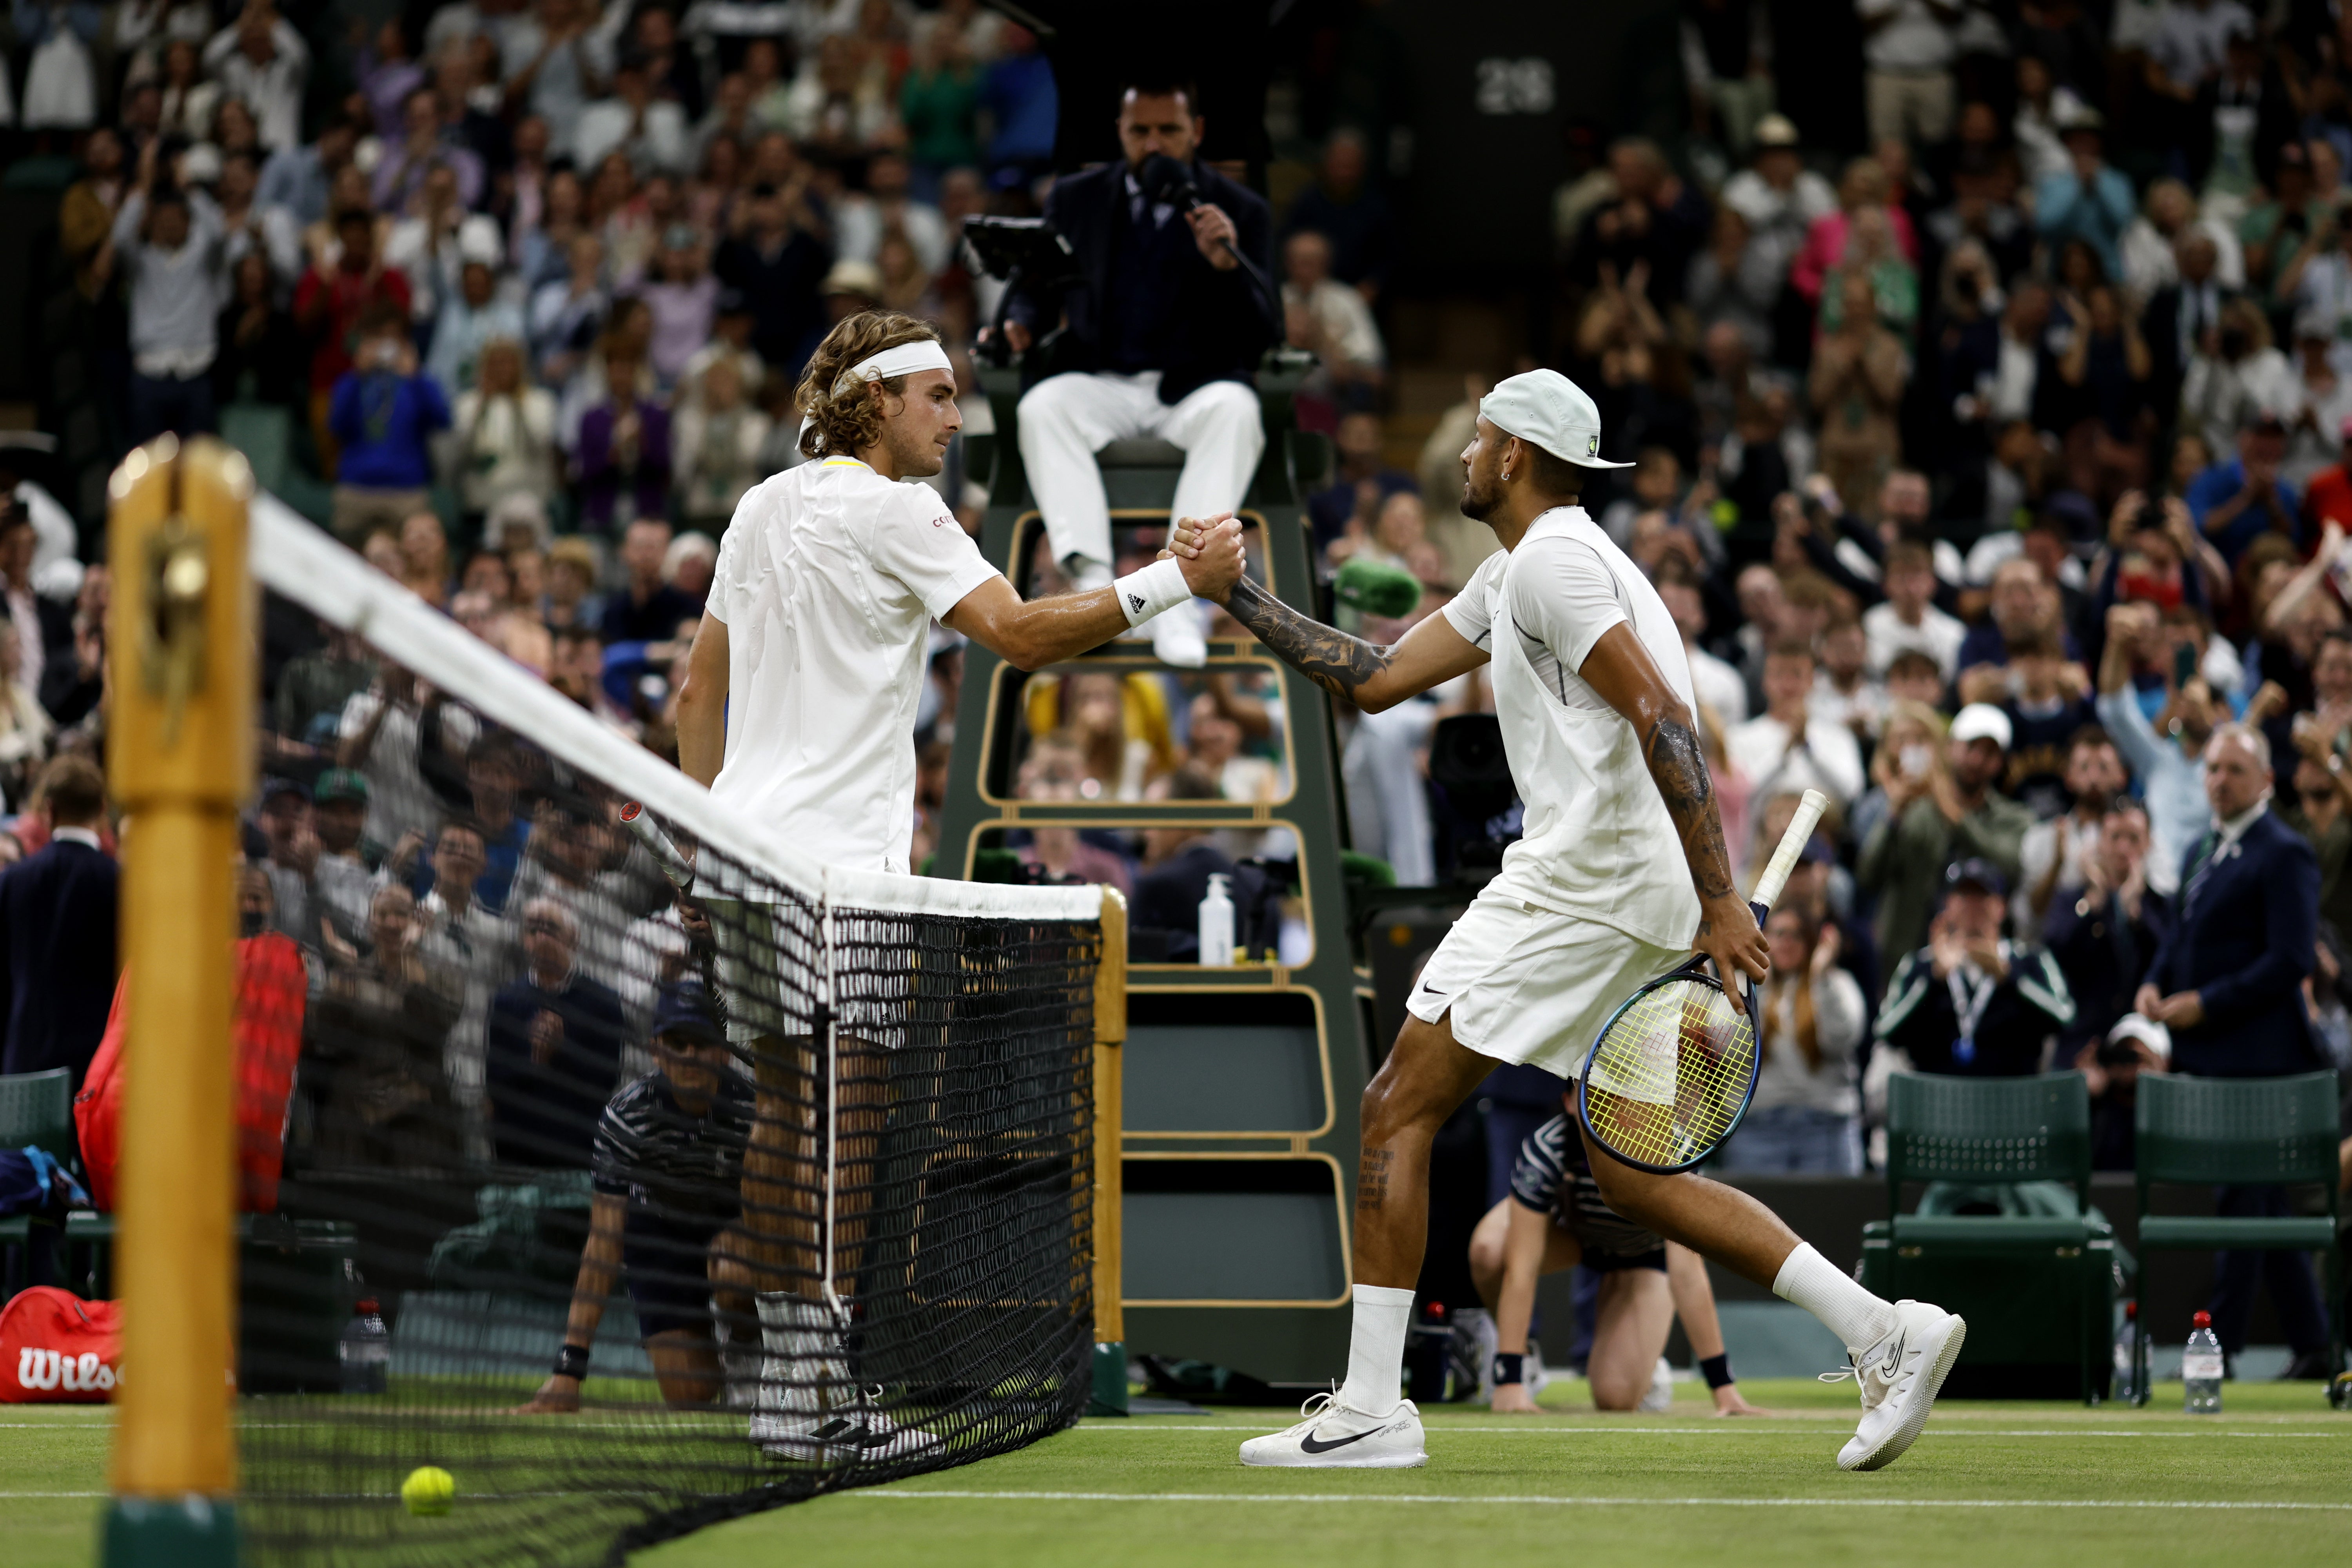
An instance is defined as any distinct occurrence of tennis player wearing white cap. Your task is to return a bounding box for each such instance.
[674,310,1243,1460]
[1177,369,1960,1472]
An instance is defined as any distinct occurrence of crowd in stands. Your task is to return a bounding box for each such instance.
[4,0,2352,1366]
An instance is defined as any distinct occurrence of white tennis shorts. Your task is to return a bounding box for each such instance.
[1404,891,1688,1079]
[699,894,902,1049]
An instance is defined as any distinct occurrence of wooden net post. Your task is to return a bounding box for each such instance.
[101,437,252,1568]
[1088,887,1126,1415]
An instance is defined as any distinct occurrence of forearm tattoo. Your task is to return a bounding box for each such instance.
[1356,1147,1395,1212]
[1646,716,1738,907]
[1224,576,1391,702]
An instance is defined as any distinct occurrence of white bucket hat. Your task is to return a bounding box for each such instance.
[1479,369,1634,469]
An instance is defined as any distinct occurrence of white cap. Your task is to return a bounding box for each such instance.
[2108,1012,2171,1063]
[1949,702,2013,750]
[457,214,503,268]
[1479,369,1634,469]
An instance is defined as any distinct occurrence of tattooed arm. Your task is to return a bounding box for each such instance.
[1218,570,1488,712]
[1576,622,1770,1003]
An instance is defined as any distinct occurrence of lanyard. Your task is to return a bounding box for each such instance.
[1945,954,1999,1065]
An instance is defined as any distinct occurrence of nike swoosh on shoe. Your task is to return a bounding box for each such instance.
[1299,1423,1388,1454]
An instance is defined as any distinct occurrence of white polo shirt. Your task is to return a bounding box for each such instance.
[704,456,1000,873]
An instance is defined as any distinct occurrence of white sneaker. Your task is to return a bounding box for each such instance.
[1149,602,1207,668]
[1237,1391,1426,1468]
[1452,1308,1497,1402]
[1637,1355,1673,1413]
[1823,1299,1966,1471]
[1525,1336,1549,1399]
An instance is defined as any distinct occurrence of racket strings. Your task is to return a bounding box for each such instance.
[1582,977,1758,1169]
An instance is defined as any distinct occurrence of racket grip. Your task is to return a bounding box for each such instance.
[1750,789,1829,914]
[619,800,696,892]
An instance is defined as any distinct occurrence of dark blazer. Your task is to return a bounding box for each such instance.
[2140,281,2231,426]
[0,837,120,1085]
[2147,809,2320,1077]
[2043,885,2172,1055]
[485,970,631,1169]
[1009,158,1276,405]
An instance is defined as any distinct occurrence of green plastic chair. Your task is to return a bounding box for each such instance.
[2131,1071,2345,1408]
[1870,1072,2111,1402]
[0,1067,78,1296]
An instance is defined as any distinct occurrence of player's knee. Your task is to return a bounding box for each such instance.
[1590,1369,1643,1411]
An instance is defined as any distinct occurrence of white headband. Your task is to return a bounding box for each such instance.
[832,339,952,396]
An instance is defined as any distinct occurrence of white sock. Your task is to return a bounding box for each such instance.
[1337,1283,1416,1416]
[1066,554,1113,592]
[1772,1243,1897,1354]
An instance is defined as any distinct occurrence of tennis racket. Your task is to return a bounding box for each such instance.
[1575,788,1830,1174]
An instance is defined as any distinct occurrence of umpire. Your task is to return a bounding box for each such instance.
[996,73,1277,667]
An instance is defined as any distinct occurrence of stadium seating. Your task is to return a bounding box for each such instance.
[2129,1072,2346,1408]
[0,1068,77,1298]
[1860,1072,2117,1403]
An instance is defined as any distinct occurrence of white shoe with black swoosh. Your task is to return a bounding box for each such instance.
[1237,1390,1426,1468]
[1823,1299,1965,1471]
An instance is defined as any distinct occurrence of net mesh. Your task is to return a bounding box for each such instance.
[1579,976,1756,1171]
[230,501,1103,1565]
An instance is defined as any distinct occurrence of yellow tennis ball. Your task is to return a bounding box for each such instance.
[401,1465,454,1517]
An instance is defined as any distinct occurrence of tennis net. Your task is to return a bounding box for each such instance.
[231,497,1107,1565]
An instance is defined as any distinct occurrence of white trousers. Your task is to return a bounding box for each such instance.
[1016,370,1265,570]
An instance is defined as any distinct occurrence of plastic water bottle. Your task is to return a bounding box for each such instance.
[1198,873,1235,966]
[2183,1310,2223,1415]
[2110,1301,2139,1404]
[340,1298,390,1395]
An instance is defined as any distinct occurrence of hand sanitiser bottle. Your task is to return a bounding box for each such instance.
[1198,873,1235,966]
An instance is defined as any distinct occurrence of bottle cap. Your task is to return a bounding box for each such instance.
[2192,1310,2211,1328]
[2124,1301,2136,1319]
[357,1298,380,1314]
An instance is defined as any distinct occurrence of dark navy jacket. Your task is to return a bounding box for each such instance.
[2146,808,2321,1078]
[0,836,119,1086]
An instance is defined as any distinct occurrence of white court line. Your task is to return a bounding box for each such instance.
[1070,1425,2344,1439]
[856,1490,2352,1512]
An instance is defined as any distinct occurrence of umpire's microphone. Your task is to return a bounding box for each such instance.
[1136,152,1278,318]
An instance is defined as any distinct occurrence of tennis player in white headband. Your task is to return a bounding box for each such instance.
[672,312,1243,1464]
[678,311,1243,872]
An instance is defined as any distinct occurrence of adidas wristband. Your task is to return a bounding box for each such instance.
[1491,1352,1524,1387]
[555,1343,591,1380]
[1113,557,1192,628]
[1700,1353,1733,1390]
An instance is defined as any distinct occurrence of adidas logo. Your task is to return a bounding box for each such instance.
[1129,594,1146,612]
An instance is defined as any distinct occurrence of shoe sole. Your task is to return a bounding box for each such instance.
[1238,1449,1428,1469]
[1840,1314,1966,1472]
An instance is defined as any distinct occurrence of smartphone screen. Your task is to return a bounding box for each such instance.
[2173,643,2198,687]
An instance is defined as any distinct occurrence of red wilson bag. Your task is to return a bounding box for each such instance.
[0,1287,121,1403]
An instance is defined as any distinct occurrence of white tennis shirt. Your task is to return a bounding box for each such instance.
[1442,506,1703,950]
[704,456,1000,873]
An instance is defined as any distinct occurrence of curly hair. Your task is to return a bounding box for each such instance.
[794,311,943,460]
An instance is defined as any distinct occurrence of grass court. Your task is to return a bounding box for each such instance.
[4,1376,2347,1567]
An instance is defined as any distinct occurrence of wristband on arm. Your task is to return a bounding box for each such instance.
[1113,557,1193,627]
[1491,1352,1524,1387]
[555,1343,591,1381]
[1700,1352,1734,1390]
